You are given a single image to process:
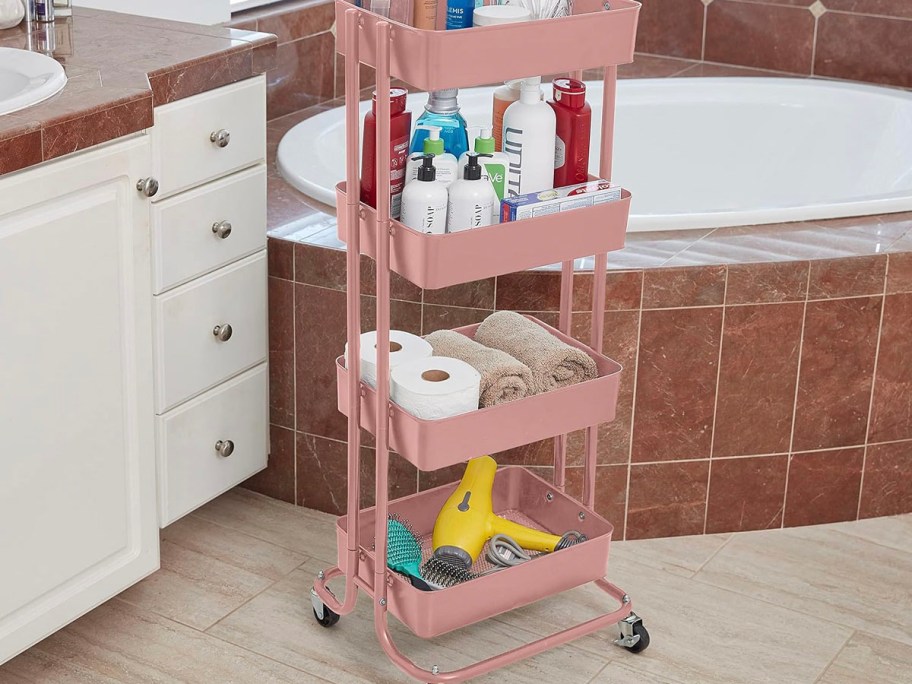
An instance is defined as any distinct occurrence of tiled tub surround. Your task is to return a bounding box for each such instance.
[0,8,276,177]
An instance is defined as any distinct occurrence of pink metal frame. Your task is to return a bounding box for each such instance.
[313,6,637,682]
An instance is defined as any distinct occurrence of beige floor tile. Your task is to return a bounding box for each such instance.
[193,489,338,564]
[819,631,912,684]
[208,559,608,684]
[166,514,308,580]
[494,554,852,683]
[695,526,912,646]
[831,513,912,555]
[117,539,274,630]
[0,600,323,683]
[611,533,732,578]
[589,660,687,684]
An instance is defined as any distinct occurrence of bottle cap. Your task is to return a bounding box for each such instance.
[519,77,543,103]
[417,154,437,182]
[473,5,532,26]
[426,89,460,114]
[422,126,444,156]
[552,78,586,109]
[372,87,409,115]
[463,152,482,181]
[474,127,495,155]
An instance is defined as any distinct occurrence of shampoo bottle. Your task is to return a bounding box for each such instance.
[410,89,470,160]
[360,88,412,219]
[458,127,509,200]
[549,78,592,187]
[502,77,557,196]
[400,155,448,234]
[492,80,522,151]
[405,126,458,187]
[447,153,498,232]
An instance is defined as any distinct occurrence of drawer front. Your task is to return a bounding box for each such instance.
[157,364,268,526]
[152,76,266,198]
[154,251,267,412]
[152,165,267,293]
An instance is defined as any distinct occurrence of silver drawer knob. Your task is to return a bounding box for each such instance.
[212,324,233,342]
[210,129,231,148]
[215,440,235,458]
[212,220,232,239]
[136,177,159,197]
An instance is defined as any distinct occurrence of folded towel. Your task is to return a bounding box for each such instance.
[475,311,598,393]
[425,330,534,407]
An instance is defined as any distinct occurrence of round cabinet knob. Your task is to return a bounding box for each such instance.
[212,220,232,239]
[136,177,159,197]
[214,440,235,458]
[210,129,231,148]
[212,324,233,342]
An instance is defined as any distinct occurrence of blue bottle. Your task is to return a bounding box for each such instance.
[446,0,476,30]
[409,90,470,160]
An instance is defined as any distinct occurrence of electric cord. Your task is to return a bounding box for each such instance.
[485,530,588,568]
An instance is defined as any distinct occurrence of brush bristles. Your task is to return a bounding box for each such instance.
[420,556,477,590]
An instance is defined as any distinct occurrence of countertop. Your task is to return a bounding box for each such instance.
[0,8,277,177]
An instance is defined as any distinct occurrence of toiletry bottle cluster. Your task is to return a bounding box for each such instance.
[360,0,572,29]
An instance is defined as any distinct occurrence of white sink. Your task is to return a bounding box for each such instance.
[0,47,67,116]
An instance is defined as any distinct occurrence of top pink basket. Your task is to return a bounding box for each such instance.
[334,0,641,91]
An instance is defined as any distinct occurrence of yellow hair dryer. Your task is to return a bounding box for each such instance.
[431,456,563,570]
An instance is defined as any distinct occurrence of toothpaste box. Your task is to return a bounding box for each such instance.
[500,180,623,222]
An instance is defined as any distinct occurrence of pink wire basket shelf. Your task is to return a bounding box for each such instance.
[335,183,631,290]
[336,315,622,471]
[333,0,640,91]
[336,465,615,639]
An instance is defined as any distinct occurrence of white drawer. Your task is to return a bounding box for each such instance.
[157,364,268,526]
[152,76,266,199]
[154,251,267,412]
[152,165,267,293]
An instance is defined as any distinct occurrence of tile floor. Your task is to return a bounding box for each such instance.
[2,488,910,683]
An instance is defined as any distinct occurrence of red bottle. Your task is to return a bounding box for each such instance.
[360,88,412,219]
[548,78,591,188]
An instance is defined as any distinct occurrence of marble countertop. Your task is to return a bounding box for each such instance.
[0,8,276,177]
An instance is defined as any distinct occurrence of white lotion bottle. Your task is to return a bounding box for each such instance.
[400,155,448,234]
[458,127,510,201]
[447,153,498,232]
[502,77,557,196]
[404,126,458,187]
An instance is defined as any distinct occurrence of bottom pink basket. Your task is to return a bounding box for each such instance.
[336,466,614,639]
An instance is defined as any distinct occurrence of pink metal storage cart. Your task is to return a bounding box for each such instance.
[311,1,649,680]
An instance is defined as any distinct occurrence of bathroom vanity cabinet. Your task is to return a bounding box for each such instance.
[0,74,269,664]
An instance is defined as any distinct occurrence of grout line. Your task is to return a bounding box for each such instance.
[856,263,888,519]
[810,12,820,77]
[700,1,709,62]
[692,532,736,576]
[703,268,729,533]
[814,630,857,684]
[586,661,612,684]
[782,265,812,527]
[621,272,645,541]
[829,525,912,555]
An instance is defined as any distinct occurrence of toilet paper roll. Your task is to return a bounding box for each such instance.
[344,331,433,389]
[391,357,482,420]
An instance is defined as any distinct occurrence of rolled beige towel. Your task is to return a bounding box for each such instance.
[475,311,598,393]
[425,330,534,407]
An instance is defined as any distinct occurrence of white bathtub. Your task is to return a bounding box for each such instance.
[277,78,912,232]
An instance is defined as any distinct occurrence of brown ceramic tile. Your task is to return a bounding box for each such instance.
[269,277,295,429]
[858,441,912,519]
[626,460,710,539]
[784,447,864,527]
[824,0,912,18]
[227,18,258,31]
[886,251,912,294]
[635,0,706,60]
[148,48,254,106]
[868,294,912,443]
[334,54,377,100]
[713,303,803,457]
[256,1,336,44]
[725,261,809,305]
[267,33,335,119]
[807,255,886,299]
[251,40,278,75]
[495,271,562,311]
[705,455,788,533]
[357,448,419,509]
[673,62,787,78]
[617,53,698,79]
[0,130,42,176]
[424,279,495,309]
[266,175,321,231]
[242,425,296,504]
[359,257,424,303]
[815,12,912,88]
[268,237,294,281]
[42,96,153,161]
[564,465,629,538]
[422,305,493,335]
[642,265,726,308]
[572,270,643,312]
[496,439,555,467]
[793,297,881,451]
[418,463,469,491]
[294,242,346,289]
[632,307,723,462]
[705,0,816,74]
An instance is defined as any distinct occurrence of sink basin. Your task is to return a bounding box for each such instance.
[0,47,67,116]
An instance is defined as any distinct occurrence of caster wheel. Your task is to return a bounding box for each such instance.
[625,622,649,653]
[615,613,650,653]
[312,602,340,628]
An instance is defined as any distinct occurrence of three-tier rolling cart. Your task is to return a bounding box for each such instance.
[311,1,648,681]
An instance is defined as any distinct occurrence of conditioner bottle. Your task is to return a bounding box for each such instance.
[502,77,556,196]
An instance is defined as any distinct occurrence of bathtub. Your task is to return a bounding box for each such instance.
[277,77,912,232]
